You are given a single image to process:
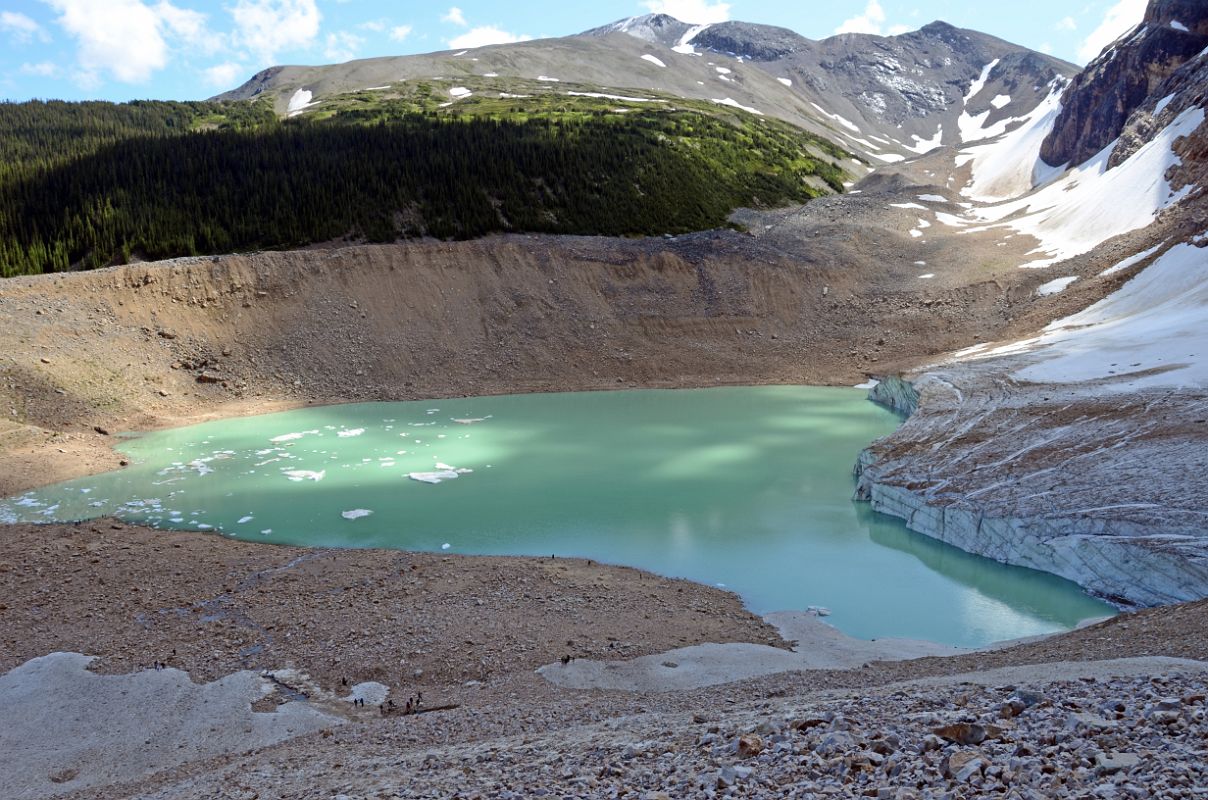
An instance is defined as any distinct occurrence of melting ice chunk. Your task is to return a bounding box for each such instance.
[337,428,366,438]
[409,470,461,484]
[283,469,326,482]
[238,515,254,524]
[341,509,373,520]
[271,430,319,443]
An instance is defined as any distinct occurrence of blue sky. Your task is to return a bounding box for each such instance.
[0,0,1149,102]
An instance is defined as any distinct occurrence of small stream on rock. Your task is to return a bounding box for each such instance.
[0,386,1113,646]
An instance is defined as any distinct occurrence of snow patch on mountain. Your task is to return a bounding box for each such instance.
[905,124,943,154]
[287,89,317,117]
[809,102,860,133]
[711,97,762,115]
[959,82,1067,202]
[970,106,1204,268]
[964,243,1208,390]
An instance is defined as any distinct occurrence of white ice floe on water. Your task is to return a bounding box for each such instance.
[853,379,880,389]
[341,509,373,520]
[237,515,254,524]
[641,54,666,68]
[1036,276,1078,296]
[187,459,214,476]
[710,98,762,115]
[441,543,452,550]
[970,106,1205,268]
[337,428,366,438]
[409,462,473,484]
[409,471,460,484]
[271,430,319,443]
[452,415,492,424]
[283,469,326,482]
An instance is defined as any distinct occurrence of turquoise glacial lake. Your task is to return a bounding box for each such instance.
[0,386,1113,646]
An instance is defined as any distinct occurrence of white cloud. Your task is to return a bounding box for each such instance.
[323,30,363,61]
[231,0,321,63]
[20,61,60,77]
[642,0,731,24]
[1039,41,1055,54]
[389,24,413,42]
[1077,0,1146,63]
[1056,16,1077,31]
[887,24,911,35]
[1,10,49,43]
[442,7,467,26]
[202,61,244,87]
[447,25,531,49]
[359,19,386,32]
[154,1,207,43]
[45,0,203,84]
[836,0,892,35]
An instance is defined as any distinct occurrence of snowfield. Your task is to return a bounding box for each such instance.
[969,106,1205,267]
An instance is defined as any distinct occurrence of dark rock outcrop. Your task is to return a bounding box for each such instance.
[1040,0,1208,168]
[691,21,811,62]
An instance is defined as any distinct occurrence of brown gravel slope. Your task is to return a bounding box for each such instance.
[0,521,785,693]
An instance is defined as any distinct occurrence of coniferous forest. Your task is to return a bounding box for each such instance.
[0,97,851,277]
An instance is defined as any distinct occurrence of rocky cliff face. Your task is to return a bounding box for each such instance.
[1040,0,1208,168]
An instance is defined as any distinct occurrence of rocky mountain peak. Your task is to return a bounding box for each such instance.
[1040,0,1208,167]
[581,14,693,47]
[690,21,809,62]
[1145,0,1208,36]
